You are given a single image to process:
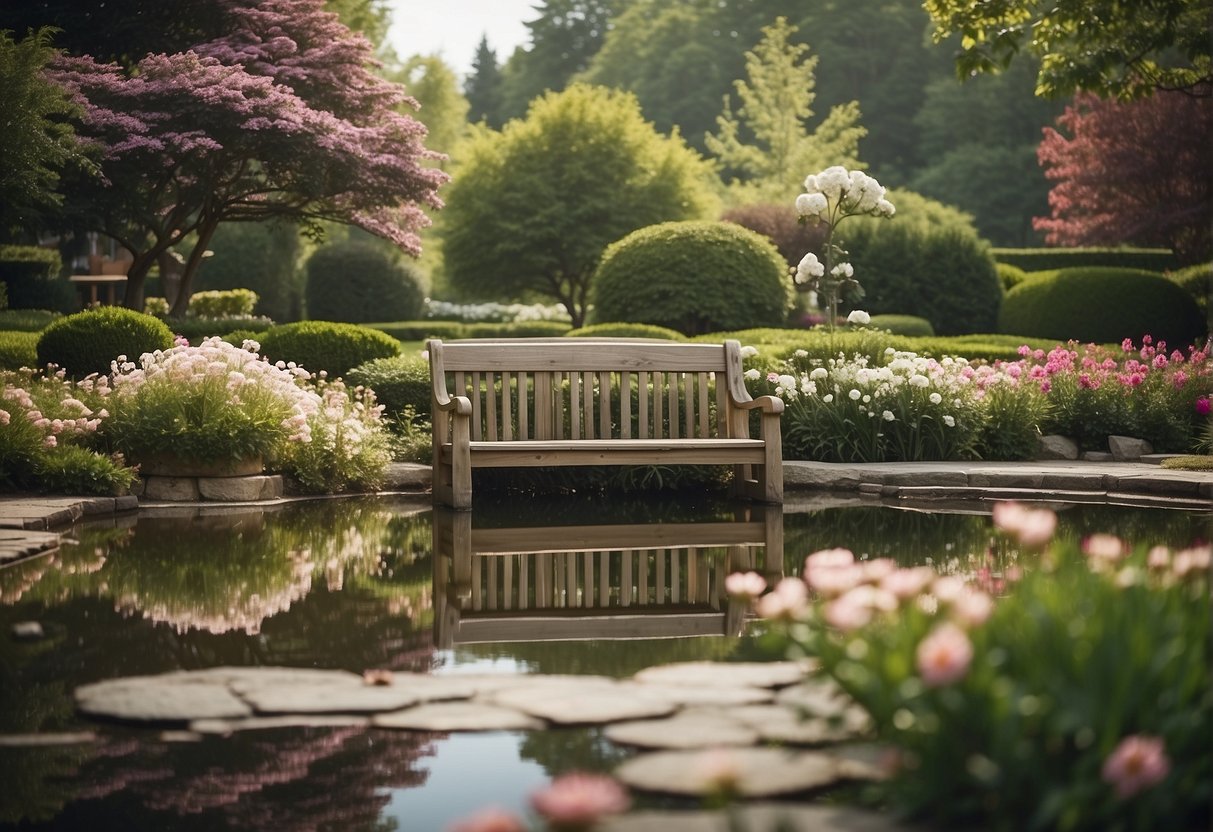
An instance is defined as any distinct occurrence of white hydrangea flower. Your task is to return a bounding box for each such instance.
[832,262,855,278]
[943,415,956,427]
[739,345,759,358]
[846,309,870,325]
[822,394,833,403]
[929,392,943,404]
[877,198,896,217]
[848,389,862,401]
[882,410,895,421]
[744,368,760,381]
[796,192,828,218]
[794,349,808,358]
[795,251,825,283]
[809,367,828,381]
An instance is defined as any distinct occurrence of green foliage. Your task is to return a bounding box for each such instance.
[169,316,274,345]
[258,320,401,378]
[996,262,1030,292]
[0,331,38,370]
[441,83,719,327]
[705,17,864,202]
[305,240,425,324]
[721,202,829,268]
[867,315,935,337]
[999,267,1206,347]
[279,379,391,494]
[975,382,1047,460]
[36,306,174,377]
[770,531,1210,832]
[194,221,303,323]
[395,55,469,158]
[33,444,136,496]
[1167,262,1211,329]
[991,247,1179,273]
[346,353,432,419]
[837,190,1002,335]
[591,221,791,335]
[923,0,1212,99]
[1160,455,1213,471]
[464,35,505,128]
[0,308,59,331]
[0,245,72,312]
[368,320,572,341]
[188,288,258,318]
[218,329,268,348]
[565,323,687,340]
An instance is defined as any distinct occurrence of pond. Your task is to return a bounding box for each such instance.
[1,494,1207,831]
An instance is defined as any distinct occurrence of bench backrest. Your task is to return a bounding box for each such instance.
[428,338,751,442]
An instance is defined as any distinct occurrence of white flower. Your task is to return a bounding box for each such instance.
[877,198,896,217]
[816,166,850,200]
[809,367,828,381]
[943,415,956,427]
[822,394,833,403]
[848,389,862,401]
[778,374,796,390]
[929,392,942,405]
[909,374,930,388]
[794,349,808,358]
[803,173,819,192]
[795,252,825,283]
[744,368,760,381]
[832,262,855,278]
[739,345,759,358]
[882,410,895,421]
[846,309,870,326]
[796,192,828,218]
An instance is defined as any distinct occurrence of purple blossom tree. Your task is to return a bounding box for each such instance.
[47,0,446,314]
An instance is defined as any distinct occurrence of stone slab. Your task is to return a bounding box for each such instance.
[190,715,370,734]
[597,804,912,832]
[75,676,253,723]
[198,475,283,502]
[627,683,774,708]
[234,679,423,714]
[631,661,807,690]
[489,682,678,725]
[615,747,850,797]
[605,711,760,749]
[0,732,97,747]
[725,704,870,746]
[141,476,201,502]
[373,702,544,732]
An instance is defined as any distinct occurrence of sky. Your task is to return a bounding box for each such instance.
[386,0,537,80]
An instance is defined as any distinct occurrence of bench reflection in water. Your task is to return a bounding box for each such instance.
[432,506,783,647]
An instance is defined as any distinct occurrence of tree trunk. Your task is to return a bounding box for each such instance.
[168,219,219,318]
[123,250,157,309]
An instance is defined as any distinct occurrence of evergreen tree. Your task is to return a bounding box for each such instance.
[464,35,505,128]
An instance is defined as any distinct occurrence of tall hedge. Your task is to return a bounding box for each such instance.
[837,191,1001,336]
[0,245,73,312]
[998,267,1206,346]
[590,221,791,335]
[305,240,425,324]
[991,247,1178,273]
[194,222,303,322]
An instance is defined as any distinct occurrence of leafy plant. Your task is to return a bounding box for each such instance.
[35,306,174,378]
[258,320,401,378]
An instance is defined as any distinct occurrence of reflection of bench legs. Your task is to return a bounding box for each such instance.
[431,508,784,647]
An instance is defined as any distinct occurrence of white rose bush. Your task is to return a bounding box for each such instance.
[794,166,895,331]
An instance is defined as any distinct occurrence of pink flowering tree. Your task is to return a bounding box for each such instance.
[46,0,446,315]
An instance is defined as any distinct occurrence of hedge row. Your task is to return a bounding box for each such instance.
[370,320,573,341]
[991,247,1178,273]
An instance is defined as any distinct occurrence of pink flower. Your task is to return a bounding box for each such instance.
[951,590,995,627]
[803,548,864,597]
[694,749,744,794]
[1196,396,1211,416]
[725,571,766,600]
[992,502,1056,548]
[1101,735,1170,799]
[916,623,973,687]
[447,807,528,832]
[755,578,810,621]
[880,566,936,600]
[530,773,630,830]
[1083,534,1126,565]
[1152,353,1168,368]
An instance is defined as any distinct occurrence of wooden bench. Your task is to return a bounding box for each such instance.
[431,506,784,647]
[427,338,784,509]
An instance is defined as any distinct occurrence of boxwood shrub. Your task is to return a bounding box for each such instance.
[0,331,38,370]
[36,306,174,377]
[867,314,935,337]
[347,353,431,419]
[996,262,1030,292]
[565,323,687,340]
[991,247,1178,273]
[998,267,1206,346]
[591,221,791,335]
[369,320,571,341]
[0,245,73,312]
[258,321,401,378]
[170,315,275,344]
[305,241,424,324]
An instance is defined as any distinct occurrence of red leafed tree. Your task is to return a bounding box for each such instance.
[48,0,447,314]
[1033,89,1212,265]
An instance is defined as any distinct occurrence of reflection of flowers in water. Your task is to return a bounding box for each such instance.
[112,550,317,636]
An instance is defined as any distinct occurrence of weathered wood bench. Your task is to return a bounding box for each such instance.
[431,506,784,647]
[427,338,784,509]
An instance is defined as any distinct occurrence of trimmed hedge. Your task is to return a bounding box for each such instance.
[189,288,259,318]
[998,267,1206,346]
[1167,262,1210,324]
[369,320,572,341]
[0,245,73,312]
[0,331,38,370]
[867,315,935,337]
[0,309,60,332]
[996,262,1030,292]
[168,315,275,344]
[305,241,425,324]
[35,306,175,377]
[591,221,791,335]
[258,321,402,378]
[991,247,1178,273]
[565,323,687,340]
[347,353,431,419]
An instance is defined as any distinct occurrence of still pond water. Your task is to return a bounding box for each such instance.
[1,493,1207,831]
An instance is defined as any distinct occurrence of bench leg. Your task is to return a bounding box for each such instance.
[449,419,472,509]
[758,411,784,503]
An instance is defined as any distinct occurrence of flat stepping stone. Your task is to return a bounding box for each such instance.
[626,682,773,708]
[184,666,362,686]
[234,678,422,714]
[605,711,760,749]
[490,682,677,725]
[727,704,871,745]
[0,732,97,747]
[632,661,808,689]
[776,677,858,719]
[76,676,252,723]
[615,747,851,797]
[373,702,544,732]
[597,803,911,832]
[190,715,370,734]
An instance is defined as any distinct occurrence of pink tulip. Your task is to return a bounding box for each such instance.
[916,623,974,687]
[754,578,810,621]
[447,808,528,832]
[1101,735,1170,799]
[531,773,630,831]
[725,571,767,600]
[1082,534,1126,565]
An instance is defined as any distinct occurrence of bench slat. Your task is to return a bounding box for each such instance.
[439,341,728,372]
[441,438,765,468]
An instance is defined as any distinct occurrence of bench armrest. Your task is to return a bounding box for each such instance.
[434,391,472,417]
[733,394,784,414]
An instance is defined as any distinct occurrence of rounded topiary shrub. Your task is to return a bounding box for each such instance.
[996,262,1030,293]
[258,321,401,378]
[346,353,431,419]
[590,221,791,336]
[36,306,174,377]
[565,323,687,340]
[305,240,425,324]
[998,267,1206,346]
[866,314,935,337]
[838,189,1002,336]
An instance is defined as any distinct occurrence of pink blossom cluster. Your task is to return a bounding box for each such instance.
[2,369,110,450]
[999,337,1210,395]
[448,771,630,832]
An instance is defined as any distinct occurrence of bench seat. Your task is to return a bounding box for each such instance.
[440,438,767,468]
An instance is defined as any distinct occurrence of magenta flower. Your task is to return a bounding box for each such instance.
[1101,735,1170,799]
[447,807,528,832]
[1196,396,1211,416]
[916,622,974,687]
[530,773,630,831]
